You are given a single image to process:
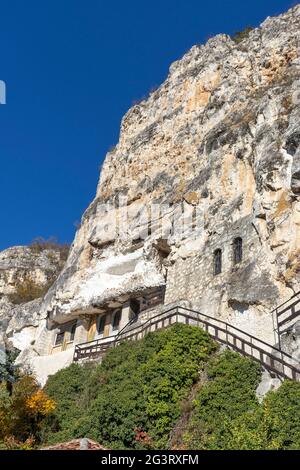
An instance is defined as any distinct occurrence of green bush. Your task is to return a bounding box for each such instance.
[232,27,254,44]
[42,363,92,444]
[184,350,261,449]
[42,328,300,450]
[0,348,20,388]
[225,380,300,450]
[262,381,300,449]
[184,352,300,450]
[44,324,217,449]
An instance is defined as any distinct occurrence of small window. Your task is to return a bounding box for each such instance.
[98,315,106,335]
[70,323,77,341]
[112,310,121,331]
[214,249,222,276]
[233,237,243,265]
[55,331,65,346]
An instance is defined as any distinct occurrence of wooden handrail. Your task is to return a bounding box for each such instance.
[273,291,300,347]
[74,305,300,381]
[271,290,300,314]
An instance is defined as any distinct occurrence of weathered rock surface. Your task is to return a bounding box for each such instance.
[0,245,67,351]
[4,6,300,369]
[256,369,282,402]
[0,246,61,296]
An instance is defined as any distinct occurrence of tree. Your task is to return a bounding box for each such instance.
[0,347,20,393]
[0,374,56,446]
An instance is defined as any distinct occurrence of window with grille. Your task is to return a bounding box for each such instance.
[214,249,222,276]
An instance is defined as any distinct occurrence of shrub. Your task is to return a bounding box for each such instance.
[232,27,254,44]
[0,375,55,445]
[226,381,300,450]
[36,331,300,450]
[43,363,92,444]
[262,381,300,449]
[44,324,217,449]
[184,350,261,449]
[0,348,20,388]
[30,237,69,261]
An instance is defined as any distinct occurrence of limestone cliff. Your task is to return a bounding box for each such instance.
[4,5,300,369]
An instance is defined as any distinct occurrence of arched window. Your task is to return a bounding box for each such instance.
[214,249,222,276]
[98,315,106,335]
[233,237,243,265]
[112,310,121,331]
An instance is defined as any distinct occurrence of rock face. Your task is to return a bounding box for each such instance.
[4,5,300,382]
[0,245,67,353]
[0,246,62,297]
[256,370,282,402]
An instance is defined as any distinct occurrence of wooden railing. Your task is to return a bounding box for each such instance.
[74,306,300,381]
[273,291,300,348]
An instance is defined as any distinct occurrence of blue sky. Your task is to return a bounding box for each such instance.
[0,0,295,250]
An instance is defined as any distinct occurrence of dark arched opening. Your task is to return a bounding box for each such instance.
[233,237,243,265]
[112,310,121,331]
[214,249,222,276]
[98,315,106,335]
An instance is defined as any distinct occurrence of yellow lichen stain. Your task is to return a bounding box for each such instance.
[79,244,93,269]
[184,192,199,205]
[219,154,255,215]
[260,49,298,85]
[87,316,97,342]
[273,191,291,219]
[186,86,211,111]
[184,71,221,113]
[283,249,300,282]
[174,79,190,108]
[172,180,187,203]
[220,153,236,198]
[238,161,256,214]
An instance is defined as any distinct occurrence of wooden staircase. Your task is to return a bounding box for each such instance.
[74,301,300,381]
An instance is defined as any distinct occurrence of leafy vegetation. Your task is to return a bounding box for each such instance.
[44,324,217,449]
[223,380,300,450]
[183,351,300,450]
[183,350,261,449]
[232,26,254,43]
[0,348,20,390]
[1,324,300,450]
[0,375,56,449]
[41,326,300,450]
[30,237,69,261]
